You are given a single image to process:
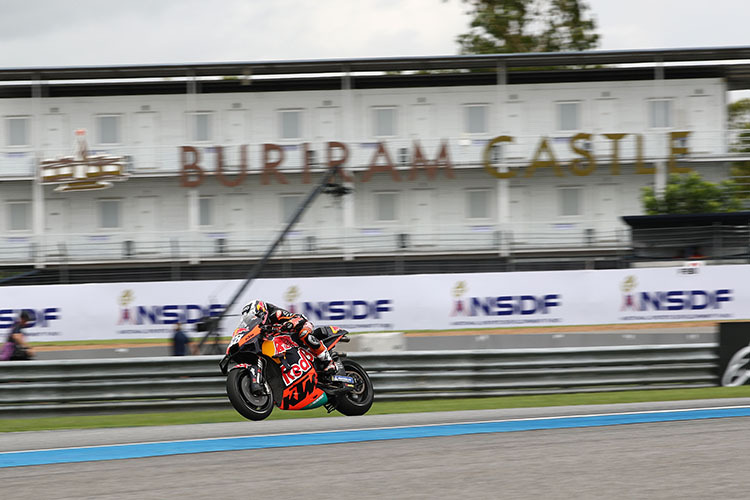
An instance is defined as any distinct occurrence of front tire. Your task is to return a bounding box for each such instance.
[334,359,374,416]
[226,368,274,421]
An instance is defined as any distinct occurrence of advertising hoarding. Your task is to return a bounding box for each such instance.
[1,264,746,342]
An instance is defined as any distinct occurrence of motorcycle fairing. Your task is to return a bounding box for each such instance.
[273,347,328,410]
[225,320,263,357]
[280,367,328,410]
[261,335,297,358]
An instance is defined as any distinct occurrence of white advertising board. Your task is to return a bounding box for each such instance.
[1,264,748,342]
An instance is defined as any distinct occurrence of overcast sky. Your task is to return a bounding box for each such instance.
[0,0,747,67]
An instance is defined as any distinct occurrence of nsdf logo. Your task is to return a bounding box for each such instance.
[0,308,60,328]
[621,289,732,311]
[451,295,561,316]
[619,276,732,311]
[288,300,392,321]
[118,304,225,325]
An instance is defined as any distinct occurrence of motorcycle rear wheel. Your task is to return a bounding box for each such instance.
[334,359,374,416]
[226,368,274,421]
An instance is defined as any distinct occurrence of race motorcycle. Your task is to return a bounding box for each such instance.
[219,315,374,421]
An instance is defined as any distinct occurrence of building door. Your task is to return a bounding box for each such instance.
[596,99,618,133]
[44,199,68,254]
[225,193,247,234]
[135,196,159,238]
[409,189,435,243]
[45,199,67,232]
[505,102,523,158]
[313,195,344,248]
[133,112,157,169]
[225,109,246,144]
[509,186,531,242]
[42,114,67,157]
[409,104,432,139]
[594,184,618,241]
[688,96,710,152]
[315,107,340,140]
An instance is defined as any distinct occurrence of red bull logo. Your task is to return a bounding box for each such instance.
[281,350,315,386]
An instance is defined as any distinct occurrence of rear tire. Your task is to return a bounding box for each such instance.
[334,359,374,416]
[226,368,274,421]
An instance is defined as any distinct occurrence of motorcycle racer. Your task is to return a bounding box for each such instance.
[241,300,338,376]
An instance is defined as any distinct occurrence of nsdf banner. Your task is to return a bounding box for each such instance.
[0,281,235,342]
[0,276,405,342]
[230,275,400,333]
[424,271,596,330]
[0,283,67,342]
[2,264,750,342]
[597,265,746,325]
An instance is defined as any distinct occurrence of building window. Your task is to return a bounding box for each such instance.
[98,199,121,229]
[559,187,582,217]
[199,197,214,227]
[6,117,30,147]
[96,115,122,144]
[7,201,30,231]
[466,189,490,219]
[280,194,303,223]
[374,192,398,221]
[557,102,580,131]
[373,107,397,137]
[190,112,213,142]
[649,99,672,128]
[464,105,488,134]
[280,110,302,140]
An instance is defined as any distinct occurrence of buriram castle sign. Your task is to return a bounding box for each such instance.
[38,130,693,191]
[179,131,693,188]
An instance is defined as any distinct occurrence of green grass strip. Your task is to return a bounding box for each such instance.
[3,386,750,433]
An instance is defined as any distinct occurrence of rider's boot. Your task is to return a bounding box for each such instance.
[316,346,337,376]
[304,332,337,376]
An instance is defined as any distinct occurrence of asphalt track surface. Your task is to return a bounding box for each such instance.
[3,399,750,499]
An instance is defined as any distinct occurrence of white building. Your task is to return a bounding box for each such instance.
[1,47,749,283]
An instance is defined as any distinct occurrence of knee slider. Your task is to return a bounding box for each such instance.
[306,334,321,349]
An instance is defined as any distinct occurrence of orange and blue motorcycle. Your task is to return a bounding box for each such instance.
[219,316,374,421]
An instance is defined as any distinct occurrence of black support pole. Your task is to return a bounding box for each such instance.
[199,164,343,353]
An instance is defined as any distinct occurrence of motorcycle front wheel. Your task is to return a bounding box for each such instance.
[226,368,274,421]
[334,359,374,416]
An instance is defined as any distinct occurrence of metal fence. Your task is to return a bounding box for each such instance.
[2,223,633,268]
[0,344,719,417]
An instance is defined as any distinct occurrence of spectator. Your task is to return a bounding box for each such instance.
[2,311,34,361]
[172,322,198,356]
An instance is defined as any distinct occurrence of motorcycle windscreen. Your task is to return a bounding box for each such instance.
[278,349,328,410]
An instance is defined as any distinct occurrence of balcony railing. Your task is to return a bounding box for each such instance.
[0,222,634,267]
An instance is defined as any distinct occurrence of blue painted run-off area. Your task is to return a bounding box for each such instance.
[3,406,750,468]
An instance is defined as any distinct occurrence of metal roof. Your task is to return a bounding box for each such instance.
[623,212,750,228]
[1,46,750,82]
[1,63,744,99]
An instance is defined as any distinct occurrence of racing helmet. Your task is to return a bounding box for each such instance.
[241,300,268,324]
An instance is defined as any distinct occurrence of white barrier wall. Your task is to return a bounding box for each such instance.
[0,263,745,342]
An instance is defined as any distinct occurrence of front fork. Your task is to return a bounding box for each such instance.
[225,356,266,394]
[248,357,265,394]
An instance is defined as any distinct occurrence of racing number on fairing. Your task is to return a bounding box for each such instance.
[229,327,247,347]
[230,326,260,348]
